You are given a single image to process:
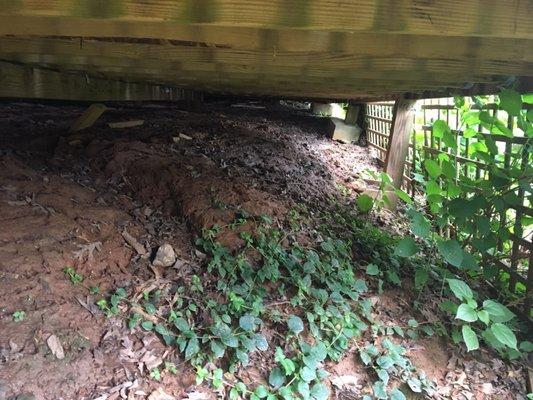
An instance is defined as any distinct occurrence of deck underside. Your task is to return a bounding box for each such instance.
[0,1,532,101]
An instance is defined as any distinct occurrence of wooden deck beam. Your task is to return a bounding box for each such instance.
[0,61,198,101]
[1,1,530,38]
[0,37,530,78]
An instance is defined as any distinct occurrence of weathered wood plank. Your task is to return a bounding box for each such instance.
[0,37,531,79]
[0,60,478,97]
[1,1,531,38]
[385,99,417,188]
[0,61,197,101]
[0,25,531,63]
[2,52,520,88]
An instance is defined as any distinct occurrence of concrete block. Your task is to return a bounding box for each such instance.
[344,104,361,125]
[312,102,333,116]
[312,103,345,118]
[327,117,362,143]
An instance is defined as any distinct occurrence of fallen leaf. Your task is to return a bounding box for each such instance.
[148,388,175,400]
[183,391,209,400]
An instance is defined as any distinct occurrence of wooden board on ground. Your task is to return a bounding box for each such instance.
[69,103,107,132]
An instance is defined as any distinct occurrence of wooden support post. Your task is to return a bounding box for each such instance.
[385,99,416,189]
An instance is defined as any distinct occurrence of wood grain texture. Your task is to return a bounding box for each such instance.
[385,99,417,188]
[1,1,531,37]
[0,61,196,101]
[0,1,531,100]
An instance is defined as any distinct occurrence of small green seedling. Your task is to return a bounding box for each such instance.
[150,368,161,381]
[13,311,26,322]
[63,266,83,285]
[165,362,177,375]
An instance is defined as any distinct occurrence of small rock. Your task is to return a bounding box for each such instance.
[332,375,360,389]
[46,334,64,359]
[152,243,176,267]
[481,383,493,395]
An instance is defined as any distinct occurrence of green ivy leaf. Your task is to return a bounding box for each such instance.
[424,159,442,179]
[377,369,389,384]
[287,315,304,334]
[254,385,269,399]
[141,320,154,331]
[359,351,371,365]
[456,304,478,322]
[447,279,473,301]
[432,119,450,138]
[280,358,296,375]
[437,239,463,267]
[491,323,517,350]
[185,336,200,359]
[373,381,388,399]
[210,340,226,358]
[221,334,239,348]
[253,333,269,351]
[376,355,394,369]
[410,211,431,238]
[310,383,329,400]
[462,325,479,352]
[366,264,380,276]
[522,93,533,104]
[499,89,523,116]
[236,348,249,366]
[394,188,413,205]
[300,366,317,383]
[482,300,514,323]
[143,303,157,315]
[239,314,256,331]
[477,310,490,325]
[390,388,407,400]
[155,324,170,336]
[268,367,286,388]
[356,194,374,213]
[394,237,419,257]
[441,161,457,179]
[519,341,533,352]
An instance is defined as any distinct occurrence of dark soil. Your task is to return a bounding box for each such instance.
[0,101,527,400]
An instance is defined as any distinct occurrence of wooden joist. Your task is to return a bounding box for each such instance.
[0,61,198,101]
[0,37,531,77]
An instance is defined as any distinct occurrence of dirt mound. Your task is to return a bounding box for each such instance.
[100,140,287,248]
[0,154,136,399]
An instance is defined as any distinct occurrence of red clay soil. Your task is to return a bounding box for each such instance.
[0,101,528,400]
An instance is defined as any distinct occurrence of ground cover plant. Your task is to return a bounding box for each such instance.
[10,91,529,399]
[93,198,531,398]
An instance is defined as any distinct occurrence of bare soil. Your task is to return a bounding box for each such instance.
[0,101,528,400]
